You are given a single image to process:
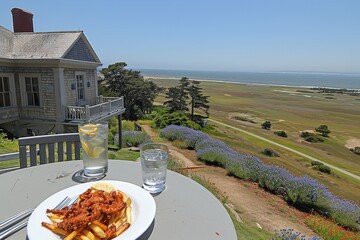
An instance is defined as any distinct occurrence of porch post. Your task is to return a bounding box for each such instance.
[85,105,90,121]
[118,114,122,149]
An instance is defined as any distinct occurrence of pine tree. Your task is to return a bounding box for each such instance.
[178,77,190,111]
[188,80,210,119]
[164,87,181,112]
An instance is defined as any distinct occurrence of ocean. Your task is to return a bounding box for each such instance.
[138,69,360,89]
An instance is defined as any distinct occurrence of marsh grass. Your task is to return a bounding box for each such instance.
[151,78,360,234]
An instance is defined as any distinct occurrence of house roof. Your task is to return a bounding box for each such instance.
[0,25,101,64]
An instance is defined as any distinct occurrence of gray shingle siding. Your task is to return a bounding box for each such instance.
[15,68,57,120]
[64,38,96,62]
[0,27,13,58]
[64,69,97,106]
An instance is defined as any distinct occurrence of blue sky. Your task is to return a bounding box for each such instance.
[1,0,359,73]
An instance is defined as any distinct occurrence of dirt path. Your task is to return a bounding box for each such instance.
[141,125,316,237]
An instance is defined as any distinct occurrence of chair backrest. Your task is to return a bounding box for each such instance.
[18,133,81,168]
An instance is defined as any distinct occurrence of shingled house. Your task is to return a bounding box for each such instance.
[0,8,125,137]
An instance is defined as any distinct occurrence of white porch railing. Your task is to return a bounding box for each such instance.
[65,96,125,122]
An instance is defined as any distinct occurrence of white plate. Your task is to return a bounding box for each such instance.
[27,180,156,240]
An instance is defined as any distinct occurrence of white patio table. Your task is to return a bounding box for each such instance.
[0,160,236,240]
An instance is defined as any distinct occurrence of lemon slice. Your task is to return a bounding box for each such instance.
[91,146,105,158]
[81,140,91,155]
[83,124,97,129]
[79,128,97,136]
[91,182,117,193]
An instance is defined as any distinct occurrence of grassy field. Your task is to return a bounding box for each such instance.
[149,77,360,203]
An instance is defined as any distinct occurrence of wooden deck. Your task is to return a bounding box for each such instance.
[65,96,125,123]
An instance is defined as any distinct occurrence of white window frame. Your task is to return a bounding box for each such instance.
[0,73,16,108]
[19,73,42,107]
[75,71,86,105]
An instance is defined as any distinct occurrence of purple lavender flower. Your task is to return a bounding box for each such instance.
[159,125,360,228]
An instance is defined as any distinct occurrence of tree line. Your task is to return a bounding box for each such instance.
[99,62,210,121]
[164,77,209,120]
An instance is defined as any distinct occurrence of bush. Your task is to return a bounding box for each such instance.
[152,111,201,130]
[108,119,135,145]
[160,125,360,229]
[261,121,272,130]
[172,140,188,149]
[301,133,324,143]
[122,131,150,147]
[263,148,280,157]
[143,105,169,120]
[350,146,360,155]
[0,129,18,153]
[300,131,325,143]
[274,130,288,138]
[315,125,330,137]
[258,165,293,194]
[310,136,324,143]
[311,161,331,174]
[300,131,313,138]
[273,228,321,240]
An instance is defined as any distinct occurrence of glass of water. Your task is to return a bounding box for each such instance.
[73,122,108,183]
[140,143,169,194]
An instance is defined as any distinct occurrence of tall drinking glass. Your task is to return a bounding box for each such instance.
[140,143,168,194]
[73,122,108,182]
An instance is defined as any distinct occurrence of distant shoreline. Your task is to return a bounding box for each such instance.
[139,69,360,90]
[143,75,360,90]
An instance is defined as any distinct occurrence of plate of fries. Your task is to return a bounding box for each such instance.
[27,180,156,240]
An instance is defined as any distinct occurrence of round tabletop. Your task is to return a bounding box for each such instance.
[0,160,236,240]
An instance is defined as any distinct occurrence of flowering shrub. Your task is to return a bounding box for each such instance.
[273,228,321,240]
[258,165,294,194]
[283,176,332,211]
[197,146,237,167]
[122,131,150,147]
[226,154,266,182]
[305,213,360,240]
[160,125,360,229]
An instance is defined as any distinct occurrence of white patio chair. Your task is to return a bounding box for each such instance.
[18,133,81,168]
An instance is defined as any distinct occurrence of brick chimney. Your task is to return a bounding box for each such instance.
[11,8,34,33]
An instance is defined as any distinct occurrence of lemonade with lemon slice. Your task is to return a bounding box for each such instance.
[78,122,108,177]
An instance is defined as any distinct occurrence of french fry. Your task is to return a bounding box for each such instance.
[126,206,131,224]
[92,220,107,231]
[108,211,120,225]
[64,229,79,240]
[42,183,132,240]
[79,235,91,240]
[81,229,99,240]
[115,223,130,237]
[125,197,132,207]
[119,191,128,202]
[41,222,69,236]
[48,212,64,223]
[112,215,126,229]
[89,223,106,238]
